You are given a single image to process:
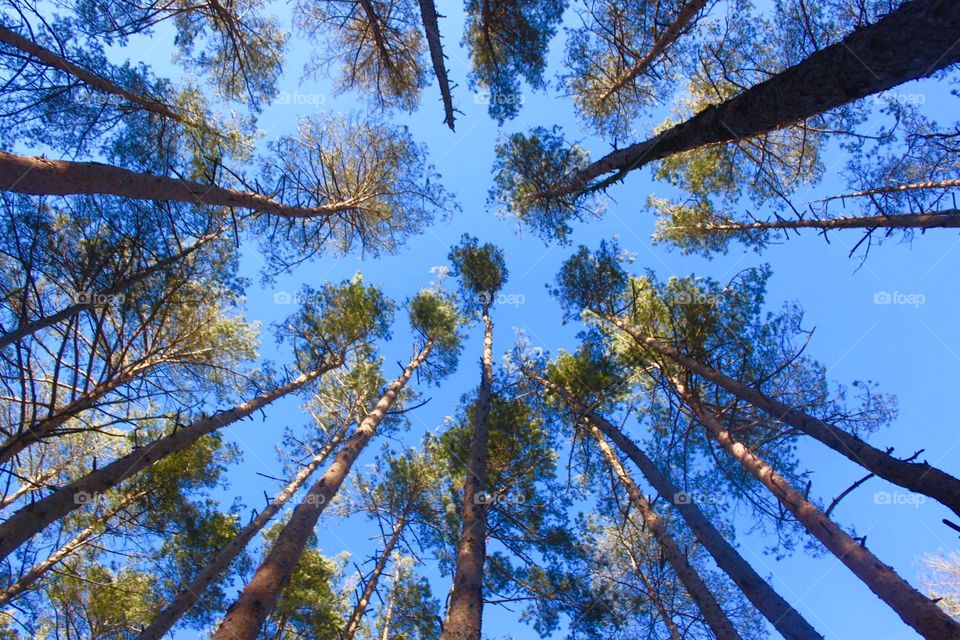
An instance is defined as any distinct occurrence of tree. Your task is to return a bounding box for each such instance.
[416,0,456,128]
[493,0,960,240]
[212,290,461,639]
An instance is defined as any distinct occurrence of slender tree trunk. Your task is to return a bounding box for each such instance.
[378,574,398,640]
[0,150,360,219]
[629,553,683,640]
[416,0,456,129]
[527,371,824,640]
[341,516,406,640]
[137,429,348,640]
[441,305,494,640]
[0,229,221,350]
[0,487,147,606]
[0,367,330,562]
[598,0,710,102]
[819,178,960,203]
[686,210,960,235]
[212,342,433,640]
[609,318,960,519]
[588,423,742,639]
[673,377,960,640]
[563,0,960,194]
[0,25,202,128]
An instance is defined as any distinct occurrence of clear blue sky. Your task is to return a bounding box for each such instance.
[114,0,960,637]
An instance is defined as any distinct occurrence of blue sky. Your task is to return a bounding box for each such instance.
[107,0,960,637]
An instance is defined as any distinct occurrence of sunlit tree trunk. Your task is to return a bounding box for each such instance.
[441,304,494,640]
[341,516,406,640]
[0,367,330,561]
[212,342,433,640]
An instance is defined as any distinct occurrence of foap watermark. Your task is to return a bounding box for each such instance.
[473,488,525,506]
[473,92,525,107]
[873,290,926,308]
[873,92,926,106]
[273,290,306,305]
[473,291,526,308]
[275,90,327,106]
[303,493,327,507]
[73,490,101,505]
[672,490,726,507]
[72,290,124,306]
[665,290,723,306]
[874,490,925,508]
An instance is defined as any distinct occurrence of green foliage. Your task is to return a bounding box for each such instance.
[491,127,596,242]
[447,234,508,310]
[408,289,464,380]
[387,568,442,639]
[552,240,628,320]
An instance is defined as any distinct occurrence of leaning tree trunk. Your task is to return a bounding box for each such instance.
[0,25,202,128]
[440,304,494,640]
[0,487,147,606]
[562,0,960,194]
[212,342,434,640]
[609,318,960,519]
[673,377,960,640]
[0,229,221,350]
[137,428,349,640]
[416,0,456,129]
[341,515,407,640]
[0,150,359,219]
[527,371,824,640]
[587,423,742,640]
[598,0,710,101]
[0,367,331,562]
[688,210,960,236]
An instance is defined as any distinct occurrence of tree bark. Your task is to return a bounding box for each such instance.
[588,423,742,640]
[674,377,960,640]
[137,429,348,640]
[0,229,221,350]
[341,516,406,640]
[686,210,960,235]
[0,367,329,562]
[0,150,360,219]
[526,371,824,640]
[212,342,433,640]
[416,0,456,129]
[609,318,960,519]
[563,0,960,194]
[598,0,710,102]
[440,306,494,640]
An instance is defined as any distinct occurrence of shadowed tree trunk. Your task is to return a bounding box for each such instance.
[136,429,349,640]
[608,317,960,519]
[562,0,960,194]
[673,376,960,640]
[0,367,331,561]
[674,210,960,236]
[441,302,494,640]
[0,151,361,219]
[416,0,456,129]
[526,371,825,640]
[587,422,742,640]
[212,341,434,640]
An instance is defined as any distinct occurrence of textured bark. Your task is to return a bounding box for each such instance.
[610,318,960,519]
[0,368,327,561]
[440,307,494,640]
[341,516,406,640]
[0,25,198,127]
[137,430,347,640]
[565,0,960,193]
[588,424,742,640]
[417,0,456,129]
[675,378,960,640]
[689,210,960,234]
[212,342,433,640]
[598,0,710,101]
[0,230,220,350]
[527,372,824,640]
[0,151,359,219]
[819,178,960,203]
[0,488,146,606]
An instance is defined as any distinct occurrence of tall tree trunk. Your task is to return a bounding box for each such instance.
[440,304,494,640]
[0,487,147,606]
[673,377,960,640]
[416,0,456,129]
[212,342,433,640]
[0,25,202,129]
[378,572,398,640]
[137,429,348,640]
[609,318,960,519]
[562,0,960,194]
[341,516,407,640]
[0,229,222,350]
[0,150,362,219]
[684,210,960,235]
[527,371,825,640]
[819,178,960,203]
[598,0,710,102]
[0,367,331,562]
[628,550,683,640]
[588,423,742,639]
